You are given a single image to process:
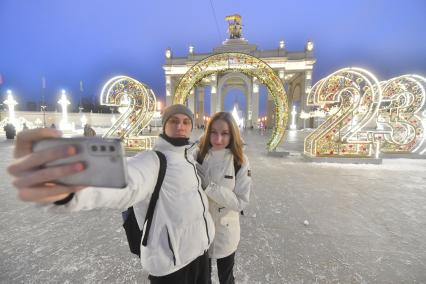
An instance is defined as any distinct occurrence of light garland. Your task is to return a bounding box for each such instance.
[375,75,425,153]
[100,76,156,150]
[304,67,382,157]
[304,68,426,157]
[173,52,289,152]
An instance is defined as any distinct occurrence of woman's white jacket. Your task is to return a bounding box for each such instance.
[47,137,215,277]
[195,148,252,259]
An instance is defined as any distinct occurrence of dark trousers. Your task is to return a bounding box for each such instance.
[209,252,235,284]
[148,251,209,284]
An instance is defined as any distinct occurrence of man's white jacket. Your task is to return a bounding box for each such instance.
[47,137,215,277]
[196,148,252,259]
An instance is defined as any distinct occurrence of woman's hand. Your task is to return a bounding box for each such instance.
[7,128,86,204]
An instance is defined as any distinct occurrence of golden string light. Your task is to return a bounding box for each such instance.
[376,75,426,153]
[173,52,288,152]
[304,67,382,157]
[305,68,426,158]
[100,75,156,149]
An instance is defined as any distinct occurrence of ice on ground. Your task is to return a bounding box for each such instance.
[1,129,426,283]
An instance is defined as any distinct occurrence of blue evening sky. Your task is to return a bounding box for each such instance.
[0,0,425,114]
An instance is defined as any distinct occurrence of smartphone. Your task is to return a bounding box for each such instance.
[33,137,128,188]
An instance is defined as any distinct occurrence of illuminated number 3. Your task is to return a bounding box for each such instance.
[376,75,426,153]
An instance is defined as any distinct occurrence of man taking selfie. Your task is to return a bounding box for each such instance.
[7,104,215,284]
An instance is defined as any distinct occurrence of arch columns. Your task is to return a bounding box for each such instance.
[215,72,255,127]
[251,78,259,128]
[165,75,174,106]
[209,75,218,115]
[195,86,204,127]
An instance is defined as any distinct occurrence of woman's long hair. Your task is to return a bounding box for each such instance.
[198,112,244,166]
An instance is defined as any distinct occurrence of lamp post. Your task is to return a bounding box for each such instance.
[40,105,47,127]
[155,101,162,130]
[4,90,18,126]
[58,89,71,130]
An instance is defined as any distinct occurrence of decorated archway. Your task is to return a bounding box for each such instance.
[173,52,289,151]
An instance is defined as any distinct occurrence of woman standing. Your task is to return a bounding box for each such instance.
[195,112,252,284]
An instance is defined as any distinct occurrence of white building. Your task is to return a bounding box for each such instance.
[163,14,316,129]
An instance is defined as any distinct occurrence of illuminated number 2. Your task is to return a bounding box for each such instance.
[100,76,156,140]
[304,68,382,157]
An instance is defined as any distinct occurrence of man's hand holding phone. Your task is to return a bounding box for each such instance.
[7,128,128,204]
[7,128,86,204]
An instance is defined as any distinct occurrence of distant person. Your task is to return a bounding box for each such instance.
[22,123,29,130]
[50,123,56,129]
[195,112,252,284]
[7,104,215,283]
[4,123,16,139]
[83,124,96,137]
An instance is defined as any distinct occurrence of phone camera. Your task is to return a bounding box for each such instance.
[109,146,115,152]
[91,145,98,152]
[100,145,106,152]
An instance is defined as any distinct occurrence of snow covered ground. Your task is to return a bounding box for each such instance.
[1,129,426,283]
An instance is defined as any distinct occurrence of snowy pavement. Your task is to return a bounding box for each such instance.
[1,130,426,283]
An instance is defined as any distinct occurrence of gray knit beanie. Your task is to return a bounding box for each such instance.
[162,104,194,127]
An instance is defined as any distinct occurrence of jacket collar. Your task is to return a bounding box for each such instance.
[154,135,194,153]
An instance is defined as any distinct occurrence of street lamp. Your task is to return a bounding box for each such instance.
[40,105,47,127]
[58,89,71,130]
[4,90,18,126]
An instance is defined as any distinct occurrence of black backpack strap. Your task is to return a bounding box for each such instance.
[141,150,167,246]
[122,206,141,255]
[234,159,241,176]
[196,153,203,165]
[233,158,243,216]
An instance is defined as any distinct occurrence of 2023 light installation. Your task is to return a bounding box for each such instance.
[376,75,425,153]
[304,68,382,157]
[100,76,156,148]
[304,68,426,158]
[173,52,289,152]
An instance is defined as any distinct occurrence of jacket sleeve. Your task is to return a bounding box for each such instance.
[204,156,252,212]
[46,151,160,213]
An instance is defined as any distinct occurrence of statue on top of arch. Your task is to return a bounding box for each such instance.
[225,14,243,39]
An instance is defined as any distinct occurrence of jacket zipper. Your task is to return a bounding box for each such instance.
[184,148,211,245]
[166,227,176,265]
